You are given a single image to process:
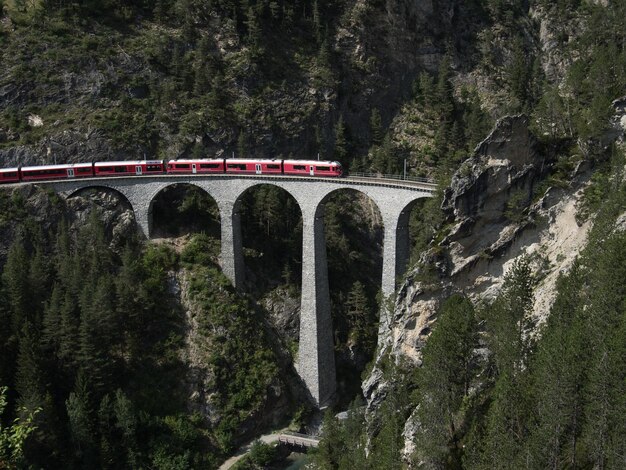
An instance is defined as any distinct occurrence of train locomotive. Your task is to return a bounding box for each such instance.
[0,158,344,183]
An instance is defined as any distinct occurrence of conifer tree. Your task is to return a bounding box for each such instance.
[476,257,535,468]
[370,108,383,146]
[66,371,97,467]
[314,410,343,469]
[524,264,586,468]
[15,321,46,414]
[193,35,212,96]
[3,235,31,332]
[28,245,51,325]
[346,281,372,348]
[487,256,534,376]
[333,115,347,162]
[414,295,478,467]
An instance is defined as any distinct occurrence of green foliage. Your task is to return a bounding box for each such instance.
[184,262,281,453]
[0,191,220,467]
[369,108,383,146]
[504,188,529,223]
[333,115,348,162]
[232,440,277,469]
[0,386,40,469]
[413,295,478,467]
[312,402,368,470]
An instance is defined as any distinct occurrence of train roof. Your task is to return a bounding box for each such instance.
[0,167,20,172]
[168,158,223,163]
[94,160,163,166]
[21,162,93,171]
[283,160,341,166]
[225,159,282,164]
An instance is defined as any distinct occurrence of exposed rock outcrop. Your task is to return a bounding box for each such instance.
[362,114,601,459]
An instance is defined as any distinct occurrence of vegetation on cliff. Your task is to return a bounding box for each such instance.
[0,191,293,468]
[1,0,626,468]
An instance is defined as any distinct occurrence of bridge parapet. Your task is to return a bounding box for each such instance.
[277,432,320,449]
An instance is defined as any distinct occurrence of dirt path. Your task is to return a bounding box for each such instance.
[218,430,287,470]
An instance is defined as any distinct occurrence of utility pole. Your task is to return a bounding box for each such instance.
[403,158,407,180]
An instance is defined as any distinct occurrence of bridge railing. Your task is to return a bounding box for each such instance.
[347,172,435,184]
[278,432,320,449]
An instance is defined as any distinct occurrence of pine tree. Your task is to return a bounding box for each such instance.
[15,321,46,414]
[28,245,51,325]
[66,371,97,467]
[487,256,534,376]
[113,389,138,467]
[371,392,404,470]
[58,289,80,373]
[333,115,347,162]
[3,235,31,332]
[246,6,262,49]
[193,35,212,96]
[476,257,535,468]
[370,108,383,146]
[314,410,344,469]
[414,295,478,467]
[237,130,247,157]
[524,264,587,468]
[346,281,371,348]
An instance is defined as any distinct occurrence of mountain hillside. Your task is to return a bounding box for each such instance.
[1,0,626,469]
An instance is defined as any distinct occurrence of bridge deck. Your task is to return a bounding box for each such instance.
[277,432,320,448]
[0,173,437,193]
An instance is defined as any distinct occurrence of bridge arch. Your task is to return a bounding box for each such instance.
[147,182,221,239]
[234,183,303,293]
[316,187,384,398]
[66,184,136,212]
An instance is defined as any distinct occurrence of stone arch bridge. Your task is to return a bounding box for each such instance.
[44,175,435,406]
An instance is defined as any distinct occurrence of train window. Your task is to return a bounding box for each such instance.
[267,164,280,169]
[147,165,162,171]
[293,165,305,170]
[114,166,127,173]
[200,163,220,169]
[227,164,247,170]
[78,168,91,173]
[175,164,190,169]
[317,166,330,171]
[98,167,113,172]
[4,172,17,177]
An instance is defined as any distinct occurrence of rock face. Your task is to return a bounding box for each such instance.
[0,0,486,166]
[261,287,301,345]
[362,114,599,459]
[441,115,545,275]
[0,185,135,265]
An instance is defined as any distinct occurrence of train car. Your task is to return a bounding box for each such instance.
[0,167,21,184]
[224,159,283,175]
[94,160,164,177]
[282,160,343,177]
[20,163,94,182]
[166,159,225,174]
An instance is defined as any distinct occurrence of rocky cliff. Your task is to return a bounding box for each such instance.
[0,0,488,167]
[363,101,626,460]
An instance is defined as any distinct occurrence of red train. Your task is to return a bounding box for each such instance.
[0,158,344,183]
